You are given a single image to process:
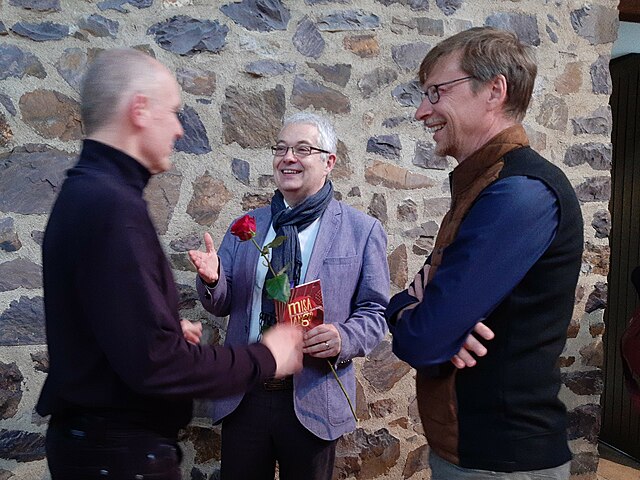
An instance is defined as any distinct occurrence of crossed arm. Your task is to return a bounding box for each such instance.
[406,265,495,369]
[388,177,559,368]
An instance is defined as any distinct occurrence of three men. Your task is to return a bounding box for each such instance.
[189,112,389,480]
[37,48,303,479]
[386,27,583,479]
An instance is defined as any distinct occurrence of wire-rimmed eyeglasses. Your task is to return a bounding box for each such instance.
[271,145,331,158]
[423,76,475,104]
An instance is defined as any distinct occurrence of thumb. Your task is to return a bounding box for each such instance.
[204,232,216,254]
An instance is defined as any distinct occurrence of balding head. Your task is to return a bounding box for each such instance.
[80,48,166,136]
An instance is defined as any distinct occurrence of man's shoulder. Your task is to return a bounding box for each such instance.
[502,146,560,175]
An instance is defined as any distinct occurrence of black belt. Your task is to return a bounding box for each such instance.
[263,376,293,391]
[49,412,179,440]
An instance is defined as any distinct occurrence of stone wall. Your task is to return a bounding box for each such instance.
[0,0,617,478]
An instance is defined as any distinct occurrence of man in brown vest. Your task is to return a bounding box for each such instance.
[386,27,583,480]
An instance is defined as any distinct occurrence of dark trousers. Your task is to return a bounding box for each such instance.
[220,386,337,480]
[46,414,182,480]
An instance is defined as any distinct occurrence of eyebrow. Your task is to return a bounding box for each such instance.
[276,140,314,145]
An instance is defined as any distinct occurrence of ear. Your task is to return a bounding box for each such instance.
[128,93,150,128]
[325,153,337,174]
[487,74,508,111]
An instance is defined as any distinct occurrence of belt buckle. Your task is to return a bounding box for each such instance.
[263,377,292,391]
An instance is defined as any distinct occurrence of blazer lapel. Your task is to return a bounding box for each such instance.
[237,209,272,317]
[305,199,341,281]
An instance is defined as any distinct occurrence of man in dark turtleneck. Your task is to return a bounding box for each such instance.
[37,48,303,480]
[386,27,583,479]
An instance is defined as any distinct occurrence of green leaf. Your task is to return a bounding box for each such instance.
[265,235,287,250]
[265,273,291,303]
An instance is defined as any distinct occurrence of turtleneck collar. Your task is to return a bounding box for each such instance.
[75,139,152,192]
[450,124,529,197]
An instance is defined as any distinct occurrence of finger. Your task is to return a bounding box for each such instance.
[303,338,333,357]
[187,250,200,266]
[473,322,495,341]
[185,333,200,344]
[455,348,476,367]
[451,354,466,369]
[464,335,487,357]
[415,270,424,292]
[204,232,215,254]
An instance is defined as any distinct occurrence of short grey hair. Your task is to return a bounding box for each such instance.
[80,48,163,135]
[282,112,338,159]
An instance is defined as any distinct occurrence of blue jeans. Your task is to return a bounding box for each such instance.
[429,452,571,480]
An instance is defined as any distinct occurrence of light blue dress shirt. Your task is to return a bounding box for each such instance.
[249,214,321,342]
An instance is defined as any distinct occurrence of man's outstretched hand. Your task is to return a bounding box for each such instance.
[261,324,304,378]
[188,232,219,285]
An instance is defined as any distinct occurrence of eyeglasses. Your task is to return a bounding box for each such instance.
[423,75,475,104]
[271,145,331,158]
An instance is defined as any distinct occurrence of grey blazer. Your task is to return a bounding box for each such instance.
[197,199,390,440]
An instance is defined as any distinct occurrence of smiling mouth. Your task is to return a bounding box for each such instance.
[425,122,445,134]
[281,169,301,174]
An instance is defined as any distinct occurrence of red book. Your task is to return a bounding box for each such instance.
[276,279,324,330]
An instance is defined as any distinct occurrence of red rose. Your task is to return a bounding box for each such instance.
[231,214,257,241]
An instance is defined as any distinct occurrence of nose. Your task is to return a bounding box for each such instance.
[415,96,433,121]
[282,147,297,162]
[176,119,184,139]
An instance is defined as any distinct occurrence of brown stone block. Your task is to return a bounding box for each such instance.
[187,173,233,226]
[402,444,429,479]
[362,340,411,392]
[388,244,408,289]
[555,62,583,94]
[355,377,370,421]
[0,113,12,147]
[0,362,23,420]
[585,282,606,313]
[221,85,285,148]
[30,351,49,374]
[567,403,601,443]
[242,193,271,211]
[178,424,220,463]
[583,242,610,276]
[567,317,580,338]
[334,428,400,479]
[370,398,396,418]
[561,369,603,396]
[332,140,352,180]
[145,169,182,235]
[368,193,388,224]
[19,89,82,141]
[589,320,605,338]
[579,339,603,367]
[291,76,350,114]
[365,160,434,190]
[389,416,409,429]
[343,34,379,58]
[558,356,576,368]
[535,94,568,132]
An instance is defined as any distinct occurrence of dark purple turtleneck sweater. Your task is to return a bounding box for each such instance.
[37,140,275,436]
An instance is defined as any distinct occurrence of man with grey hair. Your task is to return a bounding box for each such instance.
[189,112,390,479]
[37,48,303,479]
